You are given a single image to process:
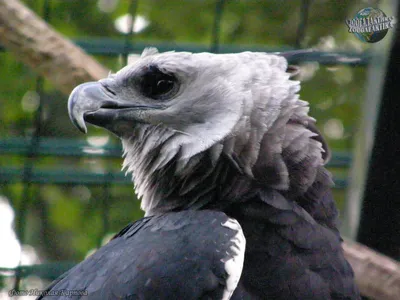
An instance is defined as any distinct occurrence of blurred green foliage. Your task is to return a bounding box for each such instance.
[0,0,391,289]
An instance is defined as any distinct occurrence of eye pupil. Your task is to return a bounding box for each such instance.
[157,80,173,93]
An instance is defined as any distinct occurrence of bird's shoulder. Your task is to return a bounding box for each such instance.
[38,210,246,300]
[227,189,360,300]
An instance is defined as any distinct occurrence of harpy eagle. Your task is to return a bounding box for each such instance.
[40,48,360,299]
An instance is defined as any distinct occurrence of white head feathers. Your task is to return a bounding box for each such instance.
[117,49,328,215]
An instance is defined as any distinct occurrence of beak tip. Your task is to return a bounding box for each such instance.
[78,124,88,134]
[70,113,88,134]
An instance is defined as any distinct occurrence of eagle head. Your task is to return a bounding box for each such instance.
[69,48,330,215]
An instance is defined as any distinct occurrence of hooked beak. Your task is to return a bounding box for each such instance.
[68,81,163,134]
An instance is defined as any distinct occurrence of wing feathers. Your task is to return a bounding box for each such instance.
[40,211,246,300]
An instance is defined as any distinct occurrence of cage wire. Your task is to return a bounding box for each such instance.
[0,0,369,290]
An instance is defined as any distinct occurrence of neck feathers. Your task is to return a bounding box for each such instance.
[121,110,332,216]
[121,55,332,215]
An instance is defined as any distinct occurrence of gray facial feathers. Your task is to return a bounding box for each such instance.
[114,49,330,215]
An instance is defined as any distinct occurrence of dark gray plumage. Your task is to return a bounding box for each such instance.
[41,48,360,299]
[39,211,245,300]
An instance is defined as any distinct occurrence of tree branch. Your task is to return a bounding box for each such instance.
[1,0,400,299]
[343,239,400,299]
[0,0,108,95]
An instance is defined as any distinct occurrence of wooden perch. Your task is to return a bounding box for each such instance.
[0,0,400,299]
[0,0,108,95]
[343,239,400,299]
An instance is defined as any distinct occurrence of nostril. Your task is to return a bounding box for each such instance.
[101,83,116,96]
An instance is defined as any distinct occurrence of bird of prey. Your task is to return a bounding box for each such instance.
[41,48,360,299]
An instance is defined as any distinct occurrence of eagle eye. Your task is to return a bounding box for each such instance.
[138,66,179,100]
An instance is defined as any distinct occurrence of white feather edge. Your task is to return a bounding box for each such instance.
[221,218,246,300]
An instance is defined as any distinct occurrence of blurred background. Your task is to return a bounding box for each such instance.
[0,0,398,298]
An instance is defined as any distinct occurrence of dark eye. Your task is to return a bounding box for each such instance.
[138,66,179,100]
